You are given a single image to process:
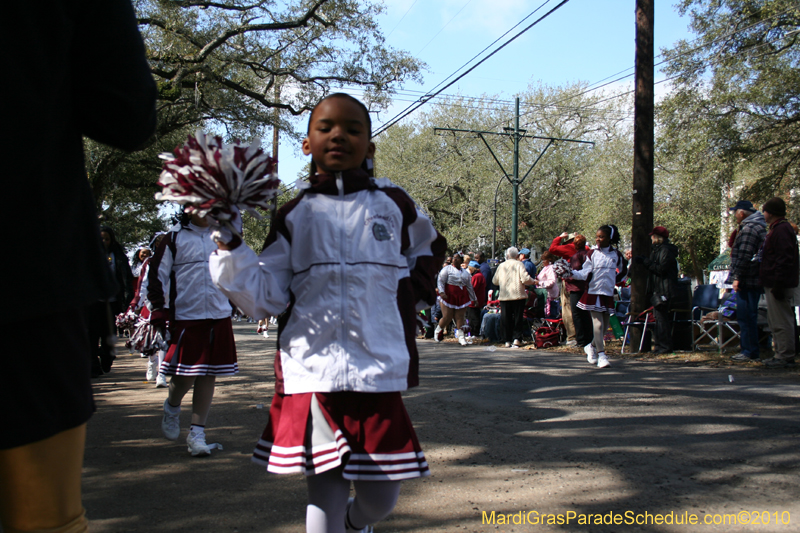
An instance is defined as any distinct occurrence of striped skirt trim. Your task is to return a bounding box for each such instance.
[159,361,239,376]
[253,391,430,481]
[577,293,616,314]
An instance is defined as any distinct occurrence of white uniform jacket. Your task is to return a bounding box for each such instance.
[147,222,231,320]
[437,265,477,300]
[210,170,446,395]
[570,246,627,296]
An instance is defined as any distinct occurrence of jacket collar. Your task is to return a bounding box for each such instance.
[307,168,372,195]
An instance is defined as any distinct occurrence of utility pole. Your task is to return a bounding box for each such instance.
[435,97,593,255]
[630,0,655,350]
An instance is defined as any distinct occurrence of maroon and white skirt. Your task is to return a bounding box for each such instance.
[440,284,471,309]
[160,317,238,376]
[253,391,430,481]
[577,293,616,314]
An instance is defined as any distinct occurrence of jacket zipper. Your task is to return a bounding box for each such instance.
[336,173,349,390]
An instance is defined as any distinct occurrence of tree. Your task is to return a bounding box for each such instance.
[375,83,633,258]
[91,0,423,248]
[659,0,800,214]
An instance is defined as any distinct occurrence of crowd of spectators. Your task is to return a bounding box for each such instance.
[431,197,799,370]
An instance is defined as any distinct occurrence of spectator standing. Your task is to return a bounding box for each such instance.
[568,235,593,350]
[759,197,799,368]
[0,1,156,531]
[466,261,487,337]
[534,251,560,318]
[475,251,495,293]
[635,226,679,354]
[550,232,578,345]
[727,201,767,362]
[493,247,536,348]
[519,248,537,278]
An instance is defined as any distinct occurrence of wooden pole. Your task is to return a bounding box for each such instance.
[630,0,654,351]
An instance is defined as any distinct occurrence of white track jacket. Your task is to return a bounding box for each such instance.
[148,222,231,320]
[209,170,446,395]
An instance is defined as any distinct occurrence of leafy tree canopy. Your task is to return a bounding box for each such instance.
[658,0,800,214]
[91,0,423,250]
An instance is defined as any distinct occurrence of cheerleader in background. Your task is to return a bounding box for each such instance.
[569,225,627,369]
[436,253,478,345]
[132,234,168,387]
[147,213,238,456]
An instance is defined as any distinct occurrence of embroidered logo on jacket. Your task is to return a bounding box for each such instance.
[372,223,392,241]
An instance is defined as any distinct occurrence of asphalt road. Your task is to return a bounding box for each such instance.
[83,322,800,532]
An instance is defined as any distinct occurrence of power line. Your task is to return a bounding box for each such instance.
[385,0,420,39]
[372,0,570,137]
[415,0,476,56]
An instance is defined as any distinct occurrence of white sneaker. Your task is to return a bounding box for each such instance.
[458,331,468,346]
[262,330,269,339]
[597,353,611,368]
[156,373,168,388]
[584,344,597,364]
[513,339,522,347]
[187,431,212,457]
[504,342,511,348]
[161,400,180,440]
[434,326,443,342]
[146,358,157,381]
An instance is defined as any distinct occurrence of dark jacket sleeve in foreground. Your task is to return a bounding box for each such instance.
[2,0,157,321]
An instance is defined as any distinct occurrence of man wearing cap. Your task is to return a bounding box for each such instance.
[634,226,679,354]
[728,200,767,362]
[550,232,579,345]
[759,197,799,368]
[519,248,537,278]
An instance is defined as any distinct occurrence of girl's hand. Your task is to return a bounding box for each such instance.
[216,235,242,251]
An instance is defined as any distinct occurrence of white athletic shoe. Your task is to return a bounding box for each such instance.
[145,358,157,381]
[262,330,269,339]
[597,353,611,368]
[584,344,597,364]
[434,325,443,342]
[458,331,468,346]
[161,400,180,441]
[155,373,168,388]
[187,431,212,457]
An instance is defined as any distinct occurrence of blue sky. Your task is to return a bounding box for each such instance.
[277,0,695,182]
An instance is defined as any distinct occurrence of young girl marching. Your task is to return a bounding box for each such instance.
[147,213,238,456]
[210,93,446,533]
[436,253,477,345]
[569,225,627,368]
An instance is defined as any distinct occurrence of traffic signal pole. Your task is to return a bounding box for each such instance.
[435,97,593,254]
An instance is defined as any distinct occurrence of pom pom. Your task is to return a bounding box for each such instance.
[128,315,170,355]
[156,131,279,235]
[552,258,571,279]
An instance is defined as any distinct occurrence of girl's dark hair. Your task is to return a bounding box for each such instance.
[598,224,621,247]
[99,225,126,256]
[540,251,555,263]
[306,93,373,178]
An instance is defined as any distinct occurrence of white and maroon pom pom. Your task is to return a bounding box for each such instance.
[552,258,572,279]
[156,131,279,231]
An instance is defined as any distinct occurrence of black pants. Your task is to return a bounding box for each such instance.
[569,291,593,347]
[86,301,116,374]
[500,299,526,343]
[653,305,673,352]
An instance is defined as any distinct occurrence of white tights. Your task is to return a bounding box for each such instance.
[305,468,401,533]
